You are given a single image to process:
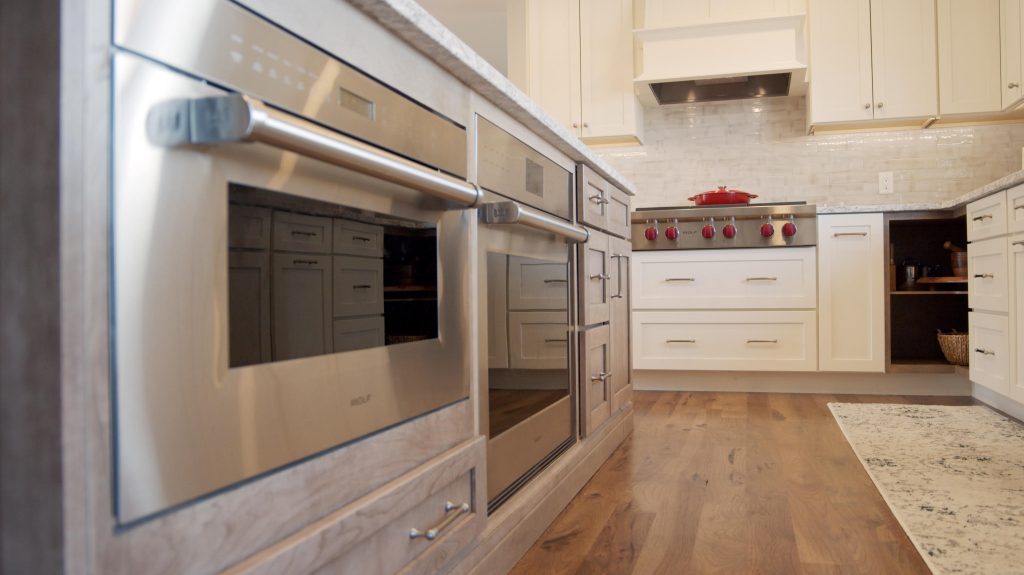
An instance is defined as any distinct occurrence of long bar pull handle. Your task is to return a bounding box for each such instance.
[292,259,319,265]
[610,253,625,299]
[352,284,373,289]
[972,214,994,221]
[833,232,868,237]
[747,339,779,344]
[291,230,318,237]
[351,235,373,242]
[974,274,995,279]
[666,339,696,343]
[409,501,470,541]
[746,277,778,281]
[480,201,589,243]
[666,278,696,282]
[152,94,483,208]
[975,348,995,356]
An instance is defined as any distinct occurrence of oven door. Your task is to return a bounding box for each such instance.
[478,201,588,511]
[112,53,476,524]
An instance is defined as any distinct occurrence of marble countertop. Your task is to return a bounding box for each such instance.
[816,169,1024,214]
[347,0,637,195]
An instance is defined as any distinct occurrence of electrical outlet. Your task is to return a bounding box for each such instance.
[879,171,894,195]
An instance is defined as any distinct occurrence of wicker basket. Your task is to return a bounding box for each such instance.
[937,329,969,366]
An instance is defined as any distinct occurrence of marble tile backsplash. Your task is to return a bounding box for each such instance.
[596,96,1024,208]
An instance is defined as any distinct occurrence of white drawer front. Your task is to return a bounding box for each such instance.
[333,219,383,258]
[966,190,1007,241]
[1008,184,1024,234]
[508,311,570,369]
[508,256,569,311]
[332,255,384,317]
[968,236,1008,313]
[632,310,818,371]
[273,211,333,253]
[632,247,817,310]
[969,311,1009,396]
[333,316,385,353]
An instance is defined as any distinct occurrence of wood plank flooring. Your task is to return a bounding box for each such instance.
[510,391,977,575]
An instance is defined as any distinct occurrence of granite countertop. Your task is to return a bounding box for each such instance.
[347,0,637,196]
[816,169,1024,214]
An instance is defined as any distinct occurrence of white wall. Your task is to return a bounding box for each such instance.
[596,96,1024,207]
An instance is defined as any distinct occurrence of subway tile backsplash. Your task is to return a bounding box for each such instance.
[596,97,1024,208]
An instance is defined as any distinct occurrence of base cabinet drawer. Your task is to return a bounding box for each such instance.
[228,438,486,575]
[967,236,1008,313]
[632,310,818,371]
[966,190,1007,241]
[969,312,1010,395]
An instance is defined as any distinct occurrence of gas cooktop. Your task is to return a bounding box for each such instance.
[630,202,817,250]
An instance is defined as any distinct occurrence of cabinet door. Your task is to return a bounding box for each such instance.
[1008,235,1024,402]
[968,236,1009,314]
[228,251,272,367]
[523,0,582,134]
[609,236,632,412]
[808,0,874,123]
[272,253,332,361]
[508,311,570,369]
[1001,0,1023,109]
[579,0,640,140]
[937,0,1001,115]
[580,231,611,325]
[229,206,272,250]
[580,324,612,437]
[870,0,938,120]
[969,311,1010,396]
[817,214,885,372]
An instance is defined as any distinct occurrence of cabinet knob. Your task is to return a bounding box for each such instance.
[583,122,589,128]
[876,102,884,108]
[571,122,579,128]
[1010,82,1020,89]
[864,103,871,109]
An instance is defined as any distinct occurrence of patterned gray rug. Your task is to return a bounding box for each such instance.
[828,403,1024,575]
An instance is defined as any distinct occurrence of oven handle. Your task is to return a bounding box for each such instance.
[480,201,590,243]
[150,94,483,208]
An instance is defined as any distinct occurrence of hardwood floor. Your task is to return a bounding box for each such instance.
[510,391,977,575]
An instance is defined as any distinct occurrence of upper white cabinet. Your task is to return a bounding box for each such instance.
[937,0,1001,115]
[509,0,643,144]
[808,0,937,125]
[641,0,805,27]
[1002,0,1024,109]
[817,214,885,372]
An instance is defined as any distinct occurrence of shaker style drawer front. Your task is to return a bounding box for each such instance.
[508,256,569,311]
[968,236,1008,313]
[333,256,385,317]
[1008,184,1024,234]
[606,187,632,239]
[272,211,333,253]
[632,310,818,371]
[632,247,817,310]
[580,324,612,436]
[966,190,1007,241]
[229,205,272,249]
[969,312,1010,395]
[333,219,384,257]
[333,316,386,353]
[580,231,611,325]
[508,311,570,369]
[578,166,610,231]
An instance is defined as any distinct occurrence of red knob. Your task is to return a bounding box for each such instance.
[760,223,775,237]
[723,223,737,239]
[782,222,797,237]
[701,224,715,239]
[644,226,658,241]
[665,226,679,240]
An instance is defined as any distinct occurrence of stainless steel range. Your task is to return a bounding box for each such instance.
[631,202,818,250]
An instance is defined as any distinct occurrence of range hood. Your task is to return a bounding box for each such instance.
[634,15,808,106]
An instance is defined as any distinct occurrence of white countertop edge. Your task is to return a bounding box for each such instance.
[347,0,638,196]
[817,169,1024,214]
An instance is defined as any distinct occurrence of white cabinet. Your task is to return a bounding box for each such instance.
[642,0,806,28]
[1008,185,1024,233]
[507,256,569,311]
[808,0,937,125]
[937,0,1001,115]
[508,311,570,370]
[1002,0,1024,109]
[333,316,386,353]
[509,0,643,143]
[970,311,1011,394]
[967,190,1008,241]
[272,253,333,361]
[817,214,885,372]
[1008,235,1024,402]
[968,236,1009,314]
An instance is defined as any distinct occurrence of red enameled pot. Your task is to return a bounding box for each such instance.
[688,185,758,206]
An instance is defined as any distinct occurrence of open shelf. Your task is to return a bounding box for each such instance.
[888,360,959,374]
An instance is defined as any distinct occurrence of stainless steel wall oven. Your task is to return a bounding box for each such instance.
[112,0,478,524]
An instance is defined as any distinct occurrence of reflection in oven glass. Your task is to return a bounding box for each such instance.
[228,185,438,367]
[486,252,570,438]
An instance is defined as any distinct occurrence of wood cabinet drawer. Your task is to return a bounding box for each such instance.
[606,186,631,239]
[333,316,385,353]
[632,247,817,310]
[579,230,611,325]
[227,438,486,575]
[967,190,1007,241]
[508,255,569,311]
[968,236,1008,313]
[969,311,1010,395]
[508,311,570,369]
[1007,184,1024,234]
[229,205,272,249]
[577,164,631,238]
[273,211,333,253]
[632,310,818,371]
[333,219,384,257]
[332,255,384,318]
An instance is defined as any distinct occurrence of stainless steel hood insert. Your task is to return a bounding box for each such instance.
[649,73,792,105]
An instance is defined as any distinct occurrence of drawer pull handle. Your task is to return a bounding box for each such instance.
[833,232,868,237]
[351,235,372,242]
[611,294,624,299]
[589,194,609,205]
[975,348,995,356]
[544,279,568,284]
[591,371,611,382]
[747,339,778,344]
[291,230,318,237]
[409,501,470,541]
[1015,206,1024,211]
[590,273,611,281]
[972,214,993,221]
[292,259,319,265]
[666,339,696,343]
[545,338,568,343]
[610,253,626,259]
[973,274,994,279]
[665,277,695,282]
[352,284,373,289]
[746,277,777,282]
[1014,241,1024,246]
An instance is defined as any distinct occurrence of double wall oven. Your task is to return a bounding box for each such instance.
[112,0,478,524]
[475,119,589,511]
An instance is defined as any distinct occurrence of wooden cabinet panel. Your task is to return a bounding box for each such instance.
[487,253,510,369]
[272,211,332,254]
[808,0,874,123]
[508,311,570,369]
[1002,0,1023,109]
[333,219,383,258]
[817,214,885,372]
[333,316,386,353]
[332,255,384,318]
[580,324,612,436]
[606,188,632,239]
[869,0,937,120]
[229,251,272,367]
[578,166,610,231]
[937,0,1001,115]
[507,256,569,311]
[272,253,332,361]
[969,311,1010,395]
[968,236,1009,314]
[580,230,611,325]
[609,236,631,412]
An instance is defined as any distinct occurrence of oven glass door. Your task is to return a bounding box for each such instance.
[113,53,472,524]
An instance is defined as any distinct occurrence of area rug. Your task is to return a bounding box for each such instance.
[828,403,1024,575]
